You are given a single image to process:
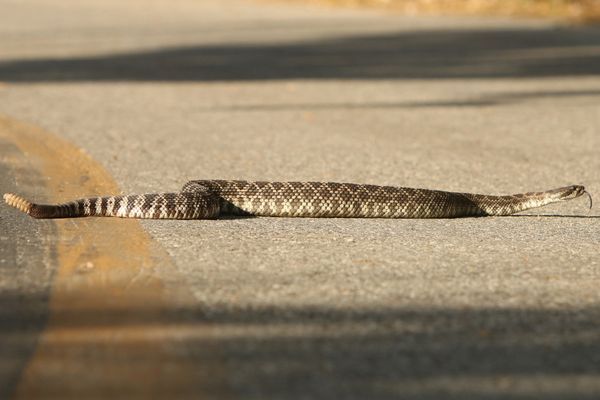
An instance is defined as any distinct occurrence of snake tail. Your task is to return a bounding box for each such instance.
[3,192,220,219]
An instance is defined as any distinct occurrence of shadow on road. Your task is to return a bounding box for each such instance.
[2,288,599,399]
[0,292,51,399]
[196,88,600,111]
[1,27,600,82]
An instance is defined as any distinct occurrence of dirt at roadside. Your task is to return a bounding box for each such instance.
[270,0,600,23]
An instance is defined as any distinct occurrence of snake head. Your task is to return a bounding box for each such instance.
[560,185,586,199]
[558,185,592,208]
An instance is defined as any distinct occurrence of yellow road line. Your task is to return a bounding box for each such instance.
[0,115,228,399]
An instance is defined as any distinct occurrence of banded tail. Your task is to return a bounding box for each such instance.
[3,192,220,219]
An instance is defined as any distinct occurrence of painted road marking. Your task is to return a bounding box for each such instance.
[0,115,229,399]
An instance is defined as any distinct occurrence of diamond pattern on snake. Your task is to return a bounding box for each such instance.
[3,180,591,219]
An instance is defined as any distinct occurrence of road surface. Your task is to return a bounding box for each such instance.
[1,0,599,398]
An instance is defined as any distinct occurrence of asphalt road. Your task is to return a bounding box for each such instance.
[1,0,600,398]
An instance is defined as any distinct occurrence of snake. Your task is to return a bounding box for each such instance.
[3,180,591,219]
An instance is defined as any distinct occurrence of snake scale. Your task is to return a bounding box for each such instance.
[3,180,591,219]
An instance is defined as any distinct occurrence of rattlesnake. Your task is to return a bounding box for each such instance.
[3,180,591,219]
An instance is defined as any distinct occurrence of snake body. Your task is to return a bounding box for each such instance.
[3,180,589,219]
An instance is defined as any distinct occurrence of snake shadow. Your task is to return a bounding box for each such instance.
[509,214,600,219]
